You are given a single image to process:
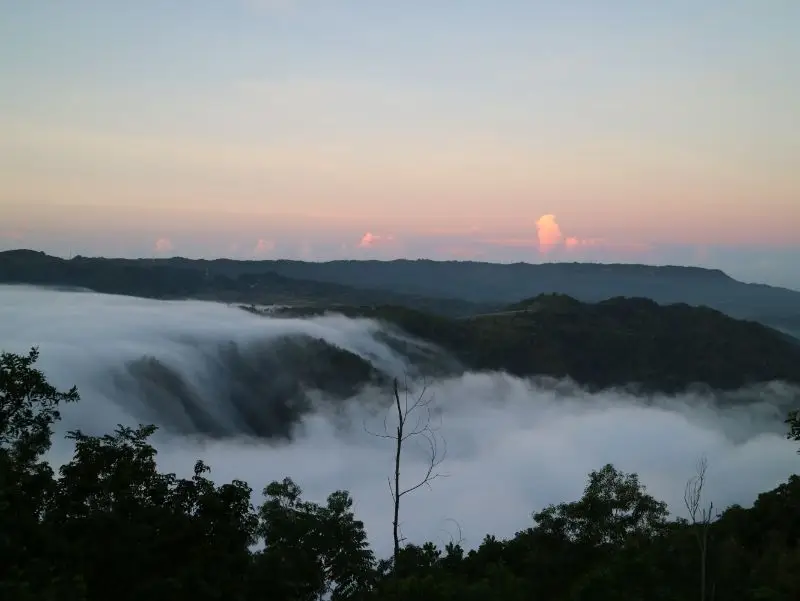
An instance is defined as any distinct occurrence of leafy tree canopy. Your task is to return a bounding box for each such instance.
[1,349,799,600]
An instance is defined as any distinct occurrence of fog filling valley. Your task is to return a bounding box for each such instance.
[1,284,798,559]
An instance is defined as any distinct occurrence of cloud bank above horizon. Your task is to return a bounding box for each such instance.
[2,211,799,290]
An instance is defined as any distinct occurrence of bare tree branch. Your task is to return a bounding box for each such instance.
[437,517,465,550]
[684,455,714,601]
[364,374,448,570]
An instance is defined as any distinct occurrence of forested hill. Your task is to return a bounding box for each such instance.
[0,250,494,317]
[269,294,800,394]
[3,250,799,325]
[159,254,799,318]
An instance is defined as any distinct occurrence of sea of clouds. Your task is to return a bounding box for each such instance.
[1,285,797,559]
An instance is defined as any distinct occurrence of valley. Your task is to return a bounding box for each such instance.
[1,259,799,600]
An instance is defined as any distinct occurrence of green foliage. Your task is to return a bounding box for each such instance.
[254,478,374,600]
[533,463,670,547]
[304,296,800,392]
[1,349,799,601]
[1,347,79,461]
[0,348,80,601]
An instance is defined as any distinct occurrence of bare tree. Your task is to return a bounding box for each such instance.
[437,517,465,558]
[684,455,714,601]
[365,377,447,567]
[438,517,465,548]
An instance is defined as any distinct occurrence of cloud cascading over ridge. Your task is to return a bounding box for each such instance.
[0,284,797,560]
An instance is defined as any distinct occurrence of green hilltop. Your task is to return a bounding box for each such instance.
[268,293,800,394]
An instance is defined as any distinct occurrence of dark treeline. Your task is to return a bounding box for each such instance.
[0,250,496,317]
[2,348,799,601]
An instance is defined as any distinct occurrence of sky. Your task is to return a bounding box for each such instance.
[1,0,799,288]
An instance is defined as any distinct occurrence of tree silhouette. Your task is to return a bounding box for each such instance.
[365,377,446,569]
[684,456,715,601]
[2,348,800,600]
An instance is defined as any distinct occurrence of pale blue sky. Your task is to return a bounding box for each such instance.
[1,1,798,287]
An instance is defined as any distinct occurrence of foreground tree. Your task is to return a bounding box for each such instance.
[526,464,671,599]
[533,464,670,547]
[0,347,79,460]
[787,410,800,450]
[254,477,375,601]
[3,347,800,600]
[366,378,446,569]
[0,348,79,600]
[50,424,259,601]
[684,456,715,601]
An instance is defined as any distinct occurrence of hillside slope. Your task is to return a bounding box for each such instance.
[269,294,800,394]
[3,250,799,332]
[9,250,797,321]
[250,259,800,320]
[111,255,797,316]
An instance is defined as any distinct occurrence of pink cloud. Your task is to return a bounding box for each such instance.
[477,214,650,258]
[535,214,563,252]
[565,236,605,249]
[154,237,173,254]
[254,238,276,255]
[358,232,378,248]
[481,214,568,252]
[357,232,395,248]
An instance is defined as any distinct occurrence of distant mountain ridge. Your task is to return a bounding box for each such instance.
[3,250,800,397]
[0,250,493,317]
[226,258,796,315]
[1,250,799,328]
